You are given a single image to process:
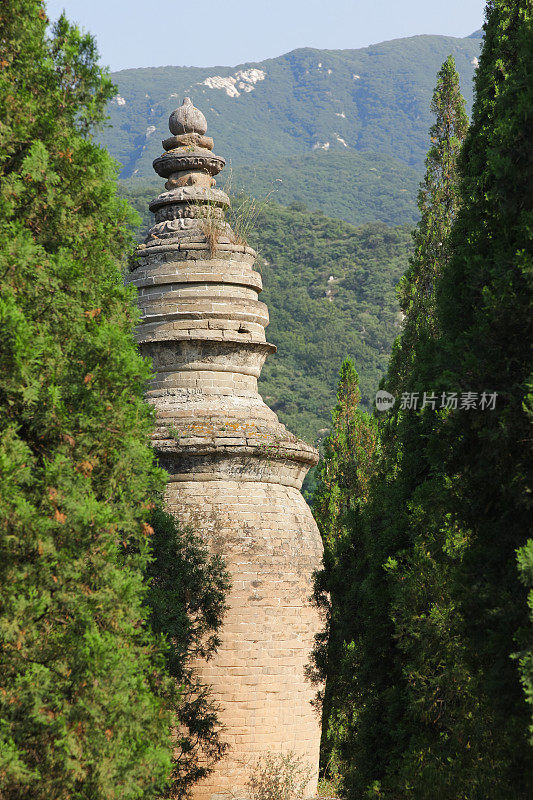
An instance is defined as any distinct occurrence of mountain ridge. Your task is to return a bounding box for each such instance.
[109,31,483,75]
[102,32,481,182]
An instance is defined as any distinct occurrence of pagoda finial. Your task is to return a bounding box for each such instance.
[142,98,230,245]
[152,97,224,191]
[169,97,207,136]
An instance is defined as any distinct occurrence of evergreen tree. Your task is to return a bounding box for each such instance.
[314,56,471,798]
[0,4,175,797]
[309,360,377,786]
[413,0,532,793]
[363,56,475,798]
[146,509,230,799]
[384,1,533,793]
[388,54,468,396]
[325,4,533,798]
[313,360,377,550]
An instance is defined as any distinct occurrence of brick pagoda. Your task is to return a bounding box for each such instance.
[129,98,323,799]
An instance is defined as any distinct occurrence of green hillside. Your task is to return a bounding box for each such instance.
[251,207,412,443]
[102,34,480,181]
[119,149,420,228]
[227,151,420,226]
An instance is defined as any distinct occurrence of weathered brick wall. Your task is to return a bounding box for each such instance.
[167,479,322,799]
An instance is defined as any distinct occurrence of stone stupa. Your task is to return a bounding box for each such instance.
[129,98,323,799]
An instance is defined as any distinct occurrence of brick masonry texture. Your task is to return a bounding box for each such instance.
[128,98,323,799]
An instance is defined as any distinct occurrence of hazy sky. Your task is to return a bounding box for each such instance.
[45,0,486,73]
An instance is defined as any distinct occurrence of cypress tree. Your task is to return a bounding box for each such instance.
[316,57,471,798]
[338,4,533,797]
[383,1,533,793]
[313,359,377,550]
[415,0,533,793]
[0,3,174,797]
[310,360,377,787]
[366,56,474,798]
[388,54,468,396]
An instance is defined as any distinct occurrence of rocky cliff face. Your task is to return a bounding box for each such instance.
[128,98,323,799]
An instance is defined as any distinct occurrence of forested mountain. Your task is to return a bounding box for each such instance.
[225,151,420,227]
[102,33,481,183]
[120,148,420,228]
[254,209,411,443]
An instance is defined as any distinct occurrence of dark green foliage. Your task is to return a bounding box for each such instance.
[389,55,468,394]
[312,360,377,548]
[374,14,533,790]
[387,2,533,792]
[100,35,481,180]
[317,3,533,797]
[0,2,174,797]
[309,361,377,784]
[370,64,470,797]
[146,509,231,798]
[419,1,533,792]
[312,55,466,797]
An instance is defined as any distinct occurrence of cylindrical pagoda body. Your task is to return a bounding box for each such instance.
[129,100,323,799]
[166,481,322,800]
